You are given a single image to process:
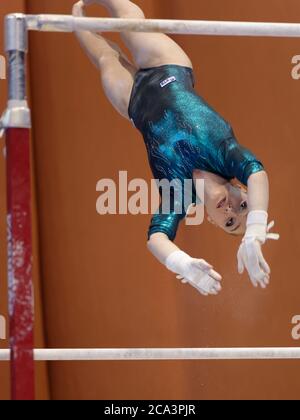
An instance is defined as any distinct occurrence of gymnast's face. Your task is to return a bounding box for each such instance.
[205,181,249,235]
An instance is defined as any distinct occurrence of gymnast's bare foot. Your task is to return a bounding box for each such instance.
[73,1,85,16]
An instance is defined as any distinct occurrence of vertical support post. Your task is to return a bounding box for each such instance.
[4,14,34,400]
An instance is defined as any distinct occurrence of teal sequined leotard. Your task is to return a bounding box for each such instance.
[128,65,264,241]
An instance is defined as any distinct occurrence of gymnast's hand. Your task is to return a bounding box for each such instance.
[165,250,222,296]
[237,210,280,288]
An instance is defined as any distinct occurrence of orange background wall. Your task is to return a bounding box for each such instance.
[1,0,300,400]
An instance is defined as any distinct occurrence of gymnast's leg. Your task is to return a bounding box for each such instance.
[73,1,136,119]
[83,0,193,69]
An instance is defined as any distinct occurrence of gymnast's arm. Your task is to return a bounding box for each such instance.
[147,232,180,265]
[247,170,269,212]
[218,136,279,287]
[147,220,222,297]
[239,171,280,288]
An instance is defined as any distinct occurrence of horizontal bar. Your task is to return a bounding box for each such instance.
[23,14,300,37]
[1,348,300,361]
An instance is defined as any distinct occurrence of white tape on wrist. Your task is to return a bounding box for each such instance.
[165,250,190,273]
[247,210,268,226]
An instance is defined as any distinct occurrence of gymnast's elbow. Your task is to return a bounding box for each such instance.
[147,232,170,249]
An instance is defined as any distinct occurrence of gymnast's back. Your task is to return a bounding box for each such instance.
[128,64,236,181]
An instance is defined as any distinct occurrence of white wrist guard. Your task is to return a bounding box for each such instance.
[246,210,268,227]
[165,250,191,275]
[244,210,279,244]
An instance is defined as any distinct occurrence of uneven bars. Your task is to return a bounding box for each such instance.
[21,14,300,37]
[1,348,300,361]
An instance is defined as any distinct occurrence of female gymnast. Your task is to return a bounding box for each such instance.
[73,0,279,296]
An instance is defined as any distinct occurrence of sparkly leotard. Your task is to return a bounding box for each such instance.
[128,65,264,241]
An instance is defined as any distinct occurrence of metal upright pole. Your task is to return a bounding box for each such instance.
[4,14,34,400]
